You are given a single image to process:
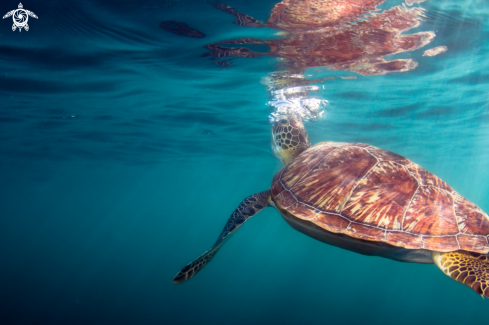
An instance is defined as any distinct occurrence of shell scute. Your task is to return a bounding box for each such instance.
[348,222,386,241]
[272,167,284,184]
[288,202,316,220]
[276,190,297,209]
[403,186,458,236]
[313,212,350,233]
[342,161,417,230]
[457,235,488,251]
[271,180,285,198]
[289,144,377,213]
[406,163,454,192]
[386,231,423,248]
[365,146,409,163]
[453,193,489,236]
[281,145,333,188]
[423,236,459,251]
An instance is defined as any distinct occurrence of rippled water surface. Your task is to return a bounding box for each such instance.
[1,0,489,324]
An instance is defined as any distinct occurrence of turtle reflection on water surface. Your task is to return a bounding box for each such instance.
[203,0,438,75]
[174,118,489,299]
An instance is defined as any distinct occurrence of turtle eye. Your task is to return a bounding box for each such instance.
[280,119,288,125]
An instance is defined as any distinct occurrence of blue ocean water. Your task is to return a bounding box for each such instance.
[1,0,489,323]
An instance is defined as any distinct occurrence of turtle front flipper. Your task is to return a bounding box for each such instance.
[432,251,489,298]
[172,190,271,284]
[208,1,265,27]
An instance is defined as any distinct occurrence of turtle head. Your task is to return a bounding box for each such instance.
[271,117,311,165]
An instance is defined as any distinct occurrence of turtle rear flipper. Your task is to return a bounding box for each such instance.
[433,251,489,298]
[12,24,16,32]
[24,23,29,31]
[172,190,271,284]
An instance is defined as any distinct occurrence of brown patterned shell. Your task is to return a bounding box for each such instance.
[271,142,489,253]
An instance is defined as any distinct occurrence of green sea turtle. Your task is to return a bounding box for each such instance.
[3,3,38,32]
[173,118,489,298]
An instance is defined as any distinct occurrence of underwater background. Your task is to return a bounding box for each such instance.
[1,0,489,323]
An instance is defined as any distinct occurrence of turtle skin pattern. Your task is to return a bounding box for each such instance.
[271,142,489,253]
[434,251,489,298]
[172,190,270,284]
